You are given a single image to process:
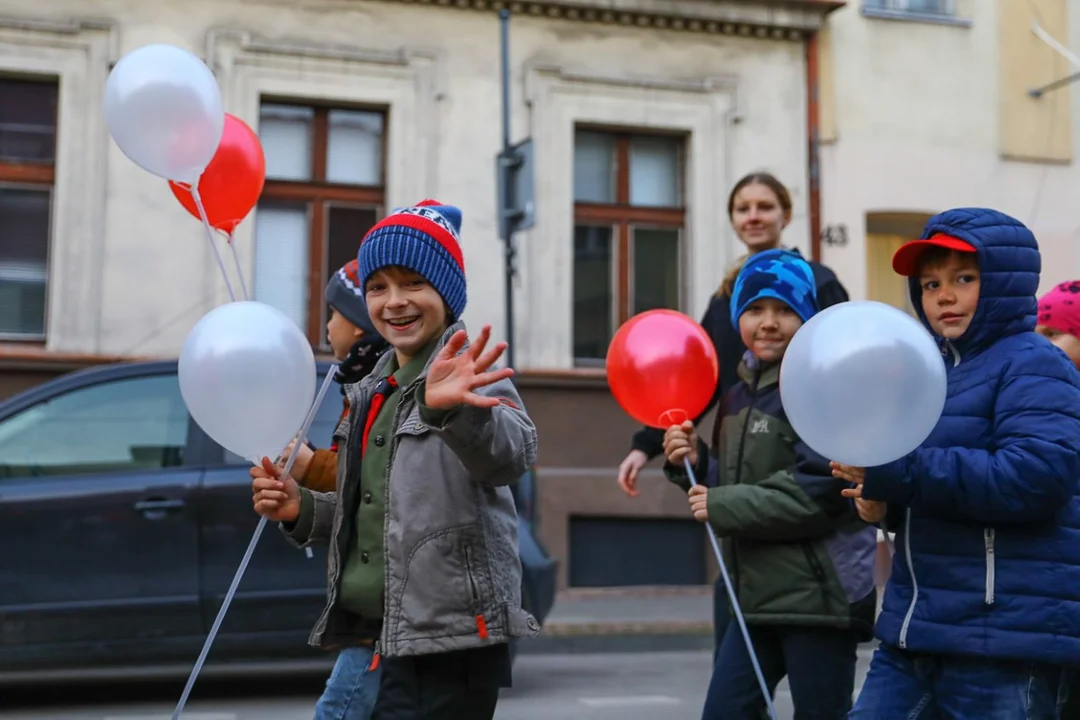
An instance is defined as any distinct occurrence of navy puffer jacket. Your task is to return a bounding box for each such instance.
[863,207,1080,666]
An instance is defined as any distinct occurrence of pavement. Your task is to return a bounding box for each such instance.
[522,585,716,654]
[0,647,877,719]
[0,584,882,718]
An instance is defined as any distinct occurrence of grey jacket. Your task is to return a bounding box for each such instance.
[282,323,541,657]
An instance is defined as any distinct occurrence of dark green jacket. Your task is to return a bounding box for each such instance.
[666,356,877,638]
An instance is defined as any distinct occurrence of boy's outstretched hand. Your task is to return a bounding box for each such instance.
[425,324,515,410]
[251,457,301,523]
[688,485,710,523]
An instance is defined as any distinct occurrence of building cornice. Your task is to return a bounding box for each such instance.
[374,0,845,40]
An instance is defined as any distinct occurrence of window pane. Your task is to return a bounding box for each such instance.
[0,375,189,479]
[629,136,680,208]
[326,110,384,186]
[0,187,50,337]
[574,131,615,204]
[0,78,57,163]
[323,204,379,332]
[259,104,313,181]
[573,225,614,361]
[632,227,681,314]
[225,370,342,464]
[254,200,310,331]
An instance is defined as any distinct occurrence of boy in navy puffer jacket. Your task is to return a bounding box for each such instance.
[835,208,1080,719]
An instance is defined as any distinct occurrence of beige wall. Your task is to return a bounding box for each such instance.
[0,0,817,368]
[819,0,1080,302]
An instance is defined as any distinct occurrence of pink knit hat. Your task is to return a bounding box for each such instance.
[1038,281,1080,337]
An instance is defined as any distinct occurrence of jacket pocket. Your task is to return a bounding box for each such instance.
[397,525,483,637]
[984,527,995,606]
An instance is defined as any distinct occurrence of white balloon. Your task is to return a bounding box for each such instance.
[179,301,316,464]
[104,43,224,184]
[779,301,947,467]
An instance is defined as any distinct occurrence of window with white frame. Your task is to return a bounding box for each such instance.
[254,101,386,348]
[572,128,685,364]
[0,77,58,341]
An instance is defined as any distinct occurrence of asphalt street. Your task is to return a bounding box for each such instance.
[0,647,875,720]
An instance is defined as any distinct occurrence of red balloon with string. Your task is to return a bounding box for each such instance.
[606,309,719,428]
[169,113,266,234]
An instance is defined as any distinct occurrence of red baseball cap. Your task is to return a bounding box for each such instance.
[892,233,976,277]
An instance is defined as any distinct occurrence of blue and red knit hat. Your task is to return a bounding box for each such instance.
[358,199,467,320]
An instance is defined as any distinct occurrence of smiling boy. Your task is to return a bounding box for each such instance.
[251,200,540,720]
[664,249,876,719]
[836,209,1080,719]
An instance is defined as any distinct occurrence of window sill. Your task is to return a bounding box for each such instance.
[861,7,972,28]
[514,367,609,390]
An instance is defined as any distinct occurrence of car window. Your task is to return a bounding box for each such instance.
[224,374,346,465]
[0,374,189,479]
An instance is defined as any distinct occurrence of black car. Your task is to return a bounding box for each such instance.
[0,360,556,683]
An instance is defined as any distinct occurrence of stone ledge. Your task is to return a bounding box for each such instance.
[373,0,846,38]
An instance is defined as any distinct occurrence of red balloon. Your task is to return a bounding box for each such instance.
[168,114,266,234]
[606,309,719,428]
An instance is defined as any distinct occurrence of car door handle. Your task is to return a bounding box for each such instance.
[134,498,185,518]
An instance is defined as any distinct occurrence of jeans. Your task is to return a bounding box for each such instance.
[850,643,1073,720]
[314,646,383,720]
[370,644,510,720]
[703,623,858,720]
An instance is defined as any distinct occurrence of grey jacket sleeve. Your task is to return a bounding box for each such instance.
[415,377,538,487]
[280,488,338,548]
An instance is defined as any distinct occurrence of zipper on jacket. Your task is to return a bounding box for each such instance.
[368,639,381,671]
[464,545,489,639]
[728,365,762,599]
[898,507,918,648]
[984,527,996,606]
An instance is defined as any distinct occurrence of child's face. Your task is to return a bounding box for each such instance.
[1036,325,1080,369]
[918,253,980,339]
[326,309,364,362]
[738,297,803,364]
[365,266,448,362]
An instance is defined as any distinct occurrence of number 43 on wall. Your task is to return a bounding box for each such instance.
[821,224,849,248]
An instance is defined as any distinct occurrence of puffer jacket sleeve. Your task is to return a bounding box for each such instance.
[704,435,854,540]
[862,347,1080,523]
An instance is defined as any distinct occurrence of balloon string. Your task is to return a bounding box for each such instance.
[171,365,340,720]
[190,185,237,302]
[225,232,250,300]
[684,456,778,720]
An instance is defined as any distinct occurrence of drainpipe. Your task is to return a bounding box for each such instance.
[805,30,823,264]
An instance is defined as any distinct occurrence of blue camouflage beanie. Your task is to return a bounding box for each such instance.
[730,248,818,327]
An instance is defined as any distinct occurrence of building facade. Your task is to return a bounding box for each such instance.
[818,0,1080,310]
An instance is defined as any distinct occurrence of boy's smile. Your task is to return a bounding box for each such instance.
[918,253,980,339]
[366,266,448,365]
[738,297,803,363]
